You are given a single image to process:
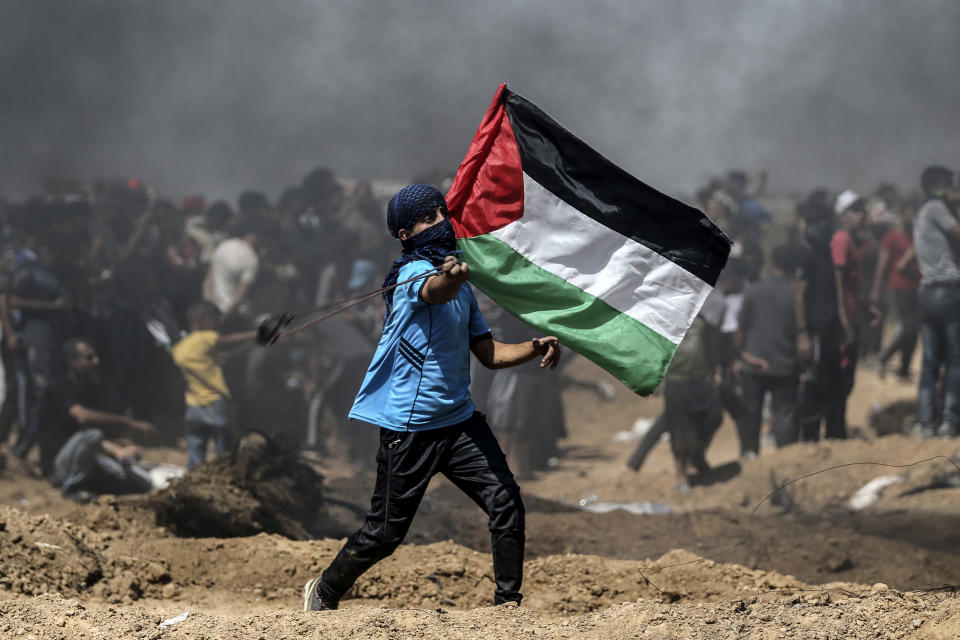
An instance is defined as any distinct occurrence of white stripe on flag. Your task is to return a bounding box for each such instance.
[490,173,713,344]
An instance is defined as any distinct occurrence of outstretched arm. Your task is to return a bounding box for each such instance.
[470,335,561,370]
[101,439,143,461]
[216,330,257,347]
[68,404,155,436]
[420,256,470,305]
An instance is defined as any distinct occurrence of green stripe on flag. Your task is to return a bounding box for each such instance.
[459,234,677,395]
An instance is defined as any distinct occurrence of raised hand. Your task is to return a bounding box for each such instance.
[532,336,561,369]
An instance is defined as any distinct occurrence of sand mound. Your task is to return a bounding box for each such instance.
[0,504,875,616]
[869,399,917,436]
[3,586,958,640]
[3,356,959,638]
[0,506,171,603]
[146,432,325,539]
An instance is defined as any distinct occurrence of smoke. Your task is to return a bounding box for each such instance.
[1,0,958,201]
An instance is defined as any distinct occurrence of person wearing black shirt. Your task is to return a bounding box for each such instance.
[40,338,155,500]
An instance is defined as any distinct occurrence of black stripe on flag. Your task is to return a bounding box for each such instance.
[505,92,730,285]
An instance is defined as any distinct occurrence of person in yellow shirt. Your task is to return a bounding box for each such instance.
[172,302,252,469]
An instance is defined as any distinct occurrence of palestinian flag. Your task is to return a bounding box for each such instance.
[446,84,731,395]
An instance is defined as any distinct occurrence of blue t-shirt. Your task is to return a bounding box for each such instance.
[348,260,491,431]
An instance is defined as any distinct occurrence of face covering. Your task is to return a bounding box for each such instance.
[381,219,458,320]
[399,218,456,256]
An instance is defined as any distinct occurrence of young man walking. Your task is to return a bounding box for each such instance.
[303,184,560,611]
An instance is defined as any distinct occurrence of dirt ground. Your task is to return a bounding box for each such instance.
[2,354,959,639]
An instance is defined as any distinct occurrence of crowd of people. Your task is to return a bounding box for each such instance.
[0,166,574,500]
[0,161,956,501]
[623,166,960,491]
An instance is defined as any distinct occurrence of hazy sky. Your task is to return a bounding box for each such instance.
[2,0,958,202]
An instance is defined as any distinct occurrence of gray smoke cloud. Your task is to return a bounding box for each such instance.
[1,0,958,202]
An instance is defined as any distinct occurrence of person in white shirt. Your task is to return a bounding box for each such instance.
[203,226,259,318]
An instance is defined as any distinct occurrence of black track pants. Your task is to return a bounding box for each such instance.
[318,412,525,605]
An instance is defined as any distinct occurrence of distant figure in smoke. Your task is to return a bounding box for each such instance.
[660,313,722,492]
[302,184,561,611]
[912,166,960,438]
[795,190,866,441]
[171,302,252,469]
[203,220,260,322]
[869,200,920,382]
[621,272,727,477]
[736,245,803,450]
[4,240,70,465]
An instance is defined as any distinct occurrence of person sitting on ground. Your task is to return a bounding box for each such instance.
[42,338,156,502]
[171,301,253,469]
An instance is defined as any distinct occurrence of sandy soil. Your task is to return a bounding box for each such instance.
[1,355,959,639]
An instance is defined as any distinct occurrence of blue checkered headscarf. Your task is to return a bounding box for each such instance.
[386,184,447,238]
[381,184,457,318]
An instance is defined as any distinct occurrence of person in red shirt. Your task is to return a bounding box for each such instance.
[826,189,868,437]
[869,203,921,381]
[831,190,869,348]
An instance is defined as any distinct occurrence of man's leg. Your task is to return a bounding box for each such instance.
[938,290,960,435]
[624,412,667,471]
[692,386,723,471]
[897,289,920,378]
[11,348,31,458]
[797,334,824,442]
[441,413,525,605]
[770,375,799,447]
[51,429,105,500]
[13,324,55,460]
[879,290,915,377]
[314,428,443,607]
[664,382,701,489]
[210,399,234,458]
[718,371,745,434]
[0,342,17,446]
[184,418,211,470]
[821,333,849,440]
[916,289,944,435]
[877,294,903,371]
[738,373,765,456]
[213,424,234,458]
[86,454,153,495]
